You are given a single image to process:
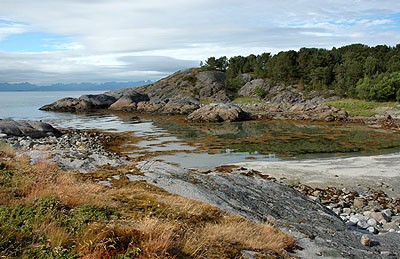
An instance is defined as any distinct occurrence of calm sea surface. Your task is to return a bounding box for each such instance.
[1,91,400,168]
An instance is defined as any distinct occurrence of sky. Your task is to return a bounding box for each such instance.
[0,0,400,85]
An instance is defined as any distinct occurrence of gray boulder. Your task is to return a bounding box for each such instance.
[238,79,270,97]
[186,103,249,122]
[40,94,117,111]
[78,94,117,108]
[196,71,226,84]
[0,119,62,138]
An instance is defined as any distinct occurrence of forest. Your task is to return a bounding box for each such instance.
[201,44,400,102]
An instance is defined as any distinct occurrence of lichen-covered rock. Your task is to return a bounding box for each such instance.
[0,119,62,138]
[186,103,249,122]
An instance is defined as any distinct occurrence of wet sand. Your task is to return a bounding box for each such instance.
[235,152,400,197]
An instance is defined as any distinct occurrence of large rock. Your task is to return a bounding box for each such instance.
[40,97,81,112]
[78,94,117,108]
[109,96,138,111]
[186,103,249,122]
[238,79,270,97]
[40,94,117,111]
[0,119,62,138]
[196,71,226,84]
[40,89,149,112]
[108,91,149,111]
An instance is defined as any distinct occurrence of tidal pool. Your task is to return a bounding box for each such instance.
[3,94,399,169]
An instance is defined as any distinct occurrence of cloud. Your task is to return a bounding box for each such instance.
[0,0,399,84]
[0,50,199,84]
[0,19,26,41]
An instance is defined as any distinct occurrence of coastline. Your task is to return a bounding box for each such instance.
[2,122,400,258]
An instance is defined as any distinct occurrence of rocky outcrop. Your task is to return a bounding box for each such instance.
[40,68,232,113]
[134,161,400,258]
[40,90,148,112]
[186,103,250,122]
[238,78,270,97]
[0,119,62,138]
[141,69,230,104]
[107,90,150,111]
[238,79,327,109]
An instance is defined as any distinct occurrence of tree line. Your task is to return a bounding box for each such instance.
[201,44,400,102]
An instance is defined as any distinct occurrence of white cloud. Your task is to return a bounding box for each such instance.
[0,19,26,40]
[0,0,399,84]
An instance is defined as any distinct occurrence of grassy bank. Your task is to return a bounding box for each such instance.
[325,99,400,117]
[0,142,295,258]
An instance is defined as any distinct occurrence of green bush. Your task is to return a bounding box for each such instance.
[356,72,400,102]
[255,86,266,98]
[225,76,244,92]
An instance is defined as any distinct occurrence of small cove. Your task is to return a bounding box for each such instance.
[2,91,400,168]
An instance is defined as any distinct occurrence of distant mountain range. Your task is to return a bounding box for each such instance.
[0,81,152,91]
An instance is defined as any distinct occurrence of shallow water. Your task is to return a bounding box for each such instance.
[2,91,400,168]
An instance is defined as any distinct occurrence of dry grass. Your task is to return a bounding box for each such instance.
[0,143,296,258]
[33,220,72,248]
[1,156,107,207]
[183,215,294,258]
[0,141,15,156]
[136,218,178,256]
[26,172,106,207]
[184,216,294,255]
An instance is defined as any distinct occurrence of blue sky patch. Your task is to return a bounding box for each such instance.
[0,30,75,52]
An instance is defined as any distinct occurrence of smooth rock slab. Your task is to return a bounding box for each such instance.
[0,119,62,138]
[135,160,400,258]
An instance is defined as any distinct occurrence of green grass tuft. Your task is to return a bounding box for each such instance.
[325,99,399,117]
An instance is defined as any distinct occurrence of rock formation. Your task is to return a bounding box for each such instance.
[40,68,232,115]
[0,119,62,138]
[185,103,249,122]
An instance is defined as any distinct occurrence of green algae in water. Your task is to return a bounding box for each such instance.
[151,120,400,158]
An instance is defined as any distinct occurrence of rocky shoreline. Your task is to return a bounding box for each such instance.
[2,128,129,172]
[2,121,400,257]
[37,68,400,132]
